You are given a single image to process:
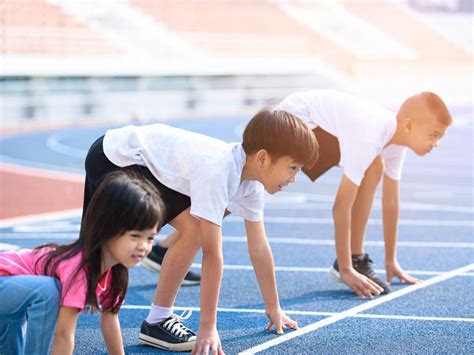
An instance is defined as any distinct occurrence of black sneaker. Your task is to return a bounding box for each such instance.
[139,313,196,352]
[141,245,201,286]
[180,269,201,286]
[329,253,390,294]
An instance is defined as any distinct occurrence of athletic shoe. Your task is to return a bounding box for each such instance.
[139,312,196,352]
[329,253,390,294]
[141,244,201,286]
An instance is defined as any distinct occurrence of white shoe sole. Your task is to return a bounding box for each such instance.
[139,333,196,352]
[181,278,201,286]
[328,266,343,283]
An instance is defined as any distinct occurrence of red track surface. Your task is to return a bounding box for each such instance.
[0,165,84,219]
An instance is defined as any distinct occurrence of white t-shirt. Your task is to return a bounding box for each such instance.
[103,124,264,226]
[278,90,407,186]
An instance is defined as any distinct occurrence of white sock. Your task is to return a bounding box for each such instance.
[146,304,173,324]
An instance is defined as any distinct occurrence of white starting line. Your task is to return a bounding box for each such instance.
[121,305,474,324]
[239,263,474,354]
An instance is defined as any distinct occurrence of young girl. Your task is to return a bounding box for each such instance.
[0,170,165,355]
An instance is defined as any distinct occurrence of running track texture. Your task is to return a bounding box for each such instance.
[0,109,473,354]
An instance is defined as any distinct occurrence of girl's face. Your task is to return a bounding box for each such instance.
[102,225,158,270]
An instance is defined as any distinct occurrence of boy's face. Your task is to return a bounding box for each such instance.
[260,155,303,194]
[407,118,448,156]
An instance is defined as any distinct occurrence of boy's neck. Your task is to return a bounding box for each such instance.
[386,116,408,148]
[241,153,258,181]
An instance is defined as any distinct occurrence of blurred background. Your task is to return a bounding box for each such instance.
[1,0,472,129]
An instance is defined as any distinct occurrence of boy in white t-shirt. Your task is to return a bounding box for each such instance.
[83,109,319,353]
[278,90,452,297]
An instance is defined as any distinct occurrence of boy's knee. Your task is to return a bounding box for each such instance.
[181,223,202,248]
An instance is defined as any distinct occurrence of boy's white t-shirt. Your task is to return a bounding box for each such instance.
[278,90,407,186]
[103,124,264,226]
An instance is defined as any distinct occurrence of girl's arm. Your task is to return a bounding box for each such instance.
[101,311,125,355]
[51,306,79,355]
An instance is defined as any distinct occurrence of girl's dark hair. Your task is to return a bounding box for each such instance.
[242,108,319,168]
[36,170,165,313]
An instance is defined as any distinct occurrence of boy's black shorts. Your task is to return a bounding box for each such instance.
[83,135,191,226]
[302,127,341,182]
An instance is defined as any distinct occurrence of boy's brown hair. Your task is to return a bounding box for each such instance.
[242,108,319,168]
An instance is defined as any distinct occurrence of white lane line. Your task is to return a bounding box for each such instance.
[221,236,474,249]
[265,201,474,214]
[266,193,474,214]
[0,155,84,175]
[226,216,474,227]
[3,232,474,251]
[120,305,474,323]
[239,263,474,354]
[0,209,82,228]
[0,233,78,239]
[0,243,20,251]
[46,134,88,158]
[352,313,474,323]
[12,223,81,233]
[0,162,83,182]
[186,263,474,277]
[295,177,472,193]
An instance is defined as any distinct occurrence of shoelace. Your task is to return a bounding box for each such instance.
[354,256,377,277]
[163,310,193,337]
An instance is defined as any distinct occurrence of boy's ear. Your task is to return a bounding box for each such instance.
[403,116,414,132]
[256,149,269,167]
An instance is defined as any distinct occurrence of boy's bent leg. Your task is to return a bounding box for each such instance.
[154,209,201,307]
[139,208,199,351]
[142,211,231,286]
[350,156,384,254]
[142,230,201,286]
[0,276,61,355]
[349,157,389,294]
[142,231,179,272]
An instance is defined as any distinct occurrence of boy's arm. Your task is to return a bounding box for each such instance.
[193,219,224,355]
[101,311,125,355]
[245,220,299,334]
[51,306,79,355]
[382,174,421,284]
[334,176,383,297]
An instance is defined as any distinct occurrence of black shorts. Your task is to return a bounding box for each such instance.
[302,127,341,181]
[83,136,191,226]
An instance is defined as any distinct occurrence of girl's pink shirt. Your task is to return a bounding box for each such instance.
[0,247,113,311]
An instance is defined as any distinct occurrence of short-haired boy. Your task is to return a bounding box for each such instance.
[83,109,319,353]
[278,90,452,297]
